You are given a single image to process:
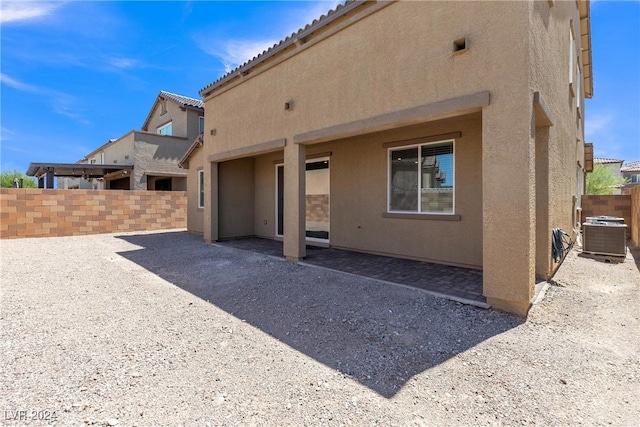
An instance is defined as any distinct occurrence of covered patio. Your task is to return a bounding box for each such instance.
[26,162,134,189]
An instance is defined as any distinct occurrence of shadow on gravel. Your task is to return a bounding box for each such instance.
[116,231,522,398]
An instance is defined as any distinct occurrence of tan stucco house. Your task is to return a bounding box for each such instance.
[33,91,204,190]
[621,160,640,193]
[185,0,593,315]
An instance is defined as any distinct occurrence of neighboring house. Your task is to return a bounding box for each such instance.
[33,90,204,190]
[621,160,640,193]
[190,0,593,315]
[593,157,624,194]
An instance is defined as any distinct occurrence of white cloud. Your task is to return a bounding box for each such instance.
[0,127,14,142]
[108,57,141,70]
[1,73,89,124]
[585,113,613,139]
[195,0,342,73]
[200,38,279,73]
[0,73,39,92]
[0,1,62,24]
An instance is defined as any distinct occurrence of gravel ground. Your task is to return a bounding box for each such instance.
[1,230,638,426]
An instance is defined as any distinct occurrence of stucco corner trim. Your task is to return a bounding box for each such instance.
[207,138,286,163]
[533,91,554,127]
[382,212,462,221]
[294,91,490,146]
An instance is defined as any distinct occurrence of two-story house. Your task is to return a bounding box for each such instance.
[37,90,204,191]
[183,0,593,315]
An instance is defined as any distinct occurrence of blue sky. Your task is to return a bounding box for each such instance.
[1,0,639,174]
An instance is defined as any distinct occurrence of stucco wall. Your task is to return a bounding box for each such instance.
[133,133,190,190]
[184,144,205,234]
[0,189,186,239]
[219,158,255,239]
[146,98,187,137]
[202,1,530,152]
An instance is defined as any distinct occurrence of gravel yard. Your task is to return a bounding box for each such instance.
[1,230,638,426]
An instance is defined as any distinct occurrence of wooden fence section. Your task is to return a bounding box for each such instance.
[0,189,186,239]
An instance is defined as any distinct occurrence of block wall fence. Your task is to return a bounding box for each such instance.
[625,186,640,247]
[581,193,639,246]
[0,189,186,239]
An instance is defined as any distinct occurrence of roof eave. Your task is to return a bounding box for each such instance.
[579,0,593,99]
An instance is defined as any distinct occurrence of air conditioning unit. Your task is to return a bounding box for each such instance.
[585,216,625,224]
[582,221,627,257]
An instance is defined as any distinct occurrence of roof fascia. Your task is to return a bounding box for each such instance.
[579,0,593,98]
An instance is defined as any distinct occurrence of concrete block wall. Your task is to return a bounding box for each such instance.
[581,194,632,237]
[0,189,186,239]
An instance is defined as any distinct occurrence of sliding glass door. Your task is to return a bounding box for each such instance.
[276,159,329,242]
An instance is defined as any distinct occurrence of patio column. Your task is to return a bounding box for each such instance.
[46,171,54,189]
[204,161,218,244]
[283,143,306,261]
[482,97,536,316]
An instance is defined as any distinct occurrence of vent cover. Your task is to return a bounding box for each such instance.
[582,222,627,257]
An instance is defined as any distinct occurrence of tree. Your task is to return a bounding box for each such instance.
[0,170,38,188]
[585,163,628,195]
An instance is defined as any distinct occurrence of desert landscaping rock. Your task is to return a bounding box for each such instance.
[1,230,638,426]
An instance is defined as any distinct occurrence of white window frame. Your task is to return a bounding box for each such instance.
[387,139,455,215]
[157,121,172,136]
[197,169,204,209]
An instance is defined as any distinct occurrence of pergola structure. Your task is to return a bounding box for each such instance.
[26,163,134,189]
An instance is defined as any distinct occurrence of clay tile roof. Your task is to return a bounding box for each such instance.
[160,90,204,109]
[621,160,640,172]
[594,157,624,164]
[199,0,366,97]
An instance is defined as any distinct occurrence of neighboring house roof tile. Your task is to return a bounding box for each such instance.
[621,160,640,172]
[594,157,623,164]
[159,90,204,109]
[199,0,367,97]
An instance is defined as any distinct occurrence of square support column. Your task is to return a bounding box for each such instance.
[204,161,219,244]
[283,143,306,261]
[482,102,536,316]
[46,171,54,189]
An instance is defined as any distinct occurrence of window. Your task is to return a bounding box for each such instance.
[199,116,204,133]
[198,169,204,208]
[90,159,96,164]
[100,152,105,165]
[389,140,454,214]
[157,122,172,136]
